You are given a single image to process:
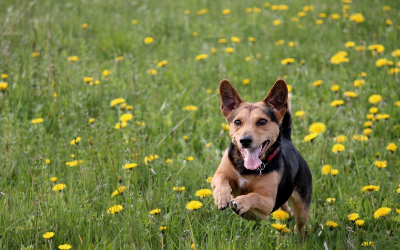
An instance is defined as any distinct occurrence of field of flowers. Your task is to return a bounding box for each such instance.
[1,0,400,249]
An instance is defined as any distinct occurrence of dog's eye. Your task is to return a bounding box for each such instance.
[257,119,267,126]
[234,120,242,126]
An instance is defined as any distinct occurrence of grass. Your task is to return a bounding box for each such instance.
[1,0,400,249]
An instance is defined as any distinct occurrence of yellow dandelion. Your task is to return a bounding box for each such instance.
[165,159,173,164]
[107,205,123,214]
[361,185,379,192]
[186,201,202,210]
[330,100,344,107]
[183,105,198,111]
[313,80,323,87]
[221,123,230,131]
[321,165,332,175]
[120,113,133,122]
[353,135,368,141]
[343,91,358,98]
[368,94,382,104]
[149,208,161,215]
[111,186,126,196]
[295,111,305,117]
[186,156,194,161]
[231,36,240,43]
[326,221,338,228]
[281,58,295,65]
[271,223,287,231]
[331,84,339,92]
[58,244,72,250]
[334,135,347,143]
[355,220,364,227]
[110,98,126,107]
[32,118,44,124]
[271,210,290,221]
[144,37,154,44]
[374,160,387,169]
[326,198,336,204]
[330,169,339,176]
[242,79,250,85]
[303,133,318,142]
[31,52,40,57]
[43,232,55,239]
[50,177,58,182]
[332,144,345,153]
[68,56,79,62]
[386,143,397,152]
[222,9,230,15]
[195,189,213,198]
[374,207,391,219]
[225,47,234,53]
[53,184,66,191]
[348,213,359,221]
[196,54,208,61]
[206,177,213,183]
[308,122,326,134]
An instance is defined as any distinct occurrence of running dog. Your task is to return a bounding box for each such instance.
[211,79,312,239]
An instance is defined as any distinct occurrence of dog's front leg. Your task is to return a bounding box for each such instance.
[229,193,275,220]
[211,173,232,210]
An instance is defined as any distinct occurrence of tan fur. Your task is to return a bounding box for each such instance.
[288,190,310,239]
[212,151,282,220]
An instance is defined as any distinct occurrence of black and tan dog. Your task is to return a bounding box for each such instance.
[211,79,312,239]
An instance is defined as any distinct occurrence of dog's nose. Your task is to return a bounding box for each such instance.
[240,136,253,148]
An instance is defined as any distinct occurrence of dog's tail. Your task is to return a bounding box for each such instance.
[280,93,292,141]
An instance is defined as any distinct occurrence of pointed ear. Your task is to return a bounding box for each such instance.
[220,79,243,121]
[263,79,288,122]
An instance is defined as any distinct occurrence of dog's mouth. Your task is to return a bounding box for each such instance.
[239,140,270,170]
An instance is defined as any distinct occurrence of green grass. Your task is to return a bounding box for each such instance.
[1,0,400,249]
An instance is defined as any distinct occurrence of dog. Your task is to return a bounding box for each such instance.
[211,79,312,239]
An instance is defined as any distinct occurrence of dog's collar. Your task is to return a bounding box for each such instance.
[267,148,278,162]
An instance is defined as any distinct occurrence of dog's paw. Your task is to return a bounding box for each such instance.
[229,196,251,215]
[213,189,231,211]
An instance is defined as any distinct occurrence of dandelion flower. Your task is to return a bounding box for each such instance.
[321,165,332,175]
[331,85,339,91]
[354,79,366,87]
[303,133,318,142]
[334,135,347,143]
[355,220,364,227]
[53,184,66,191]
[271,210,290,221]
[196,9,208,15]
[231,36,240,43]
[248,37,255,42]
[195,189,213,198]
[273,20,281,26]
[368,94,382,104]
[173,187,185,192]
[31,52,40,57]
[326,198,336,204]
[374,207,391,219]
[343,91,358,98]
[32,118,44,124]
[221,123,230,131]
[374,160,387,168]
[122,163,138,170]
[348,213,359,221]
[330,169,339,176]
[111,186,126,196]
[308,122,326,134]
[68,56,79,62]
[186,156,194,161]
[353,135,368,141]
[316,19,323,25]
[183,105,198,111]
[242,79,250,85]
[326,221,338,228]
[218,38,227,43]
[165,159,173,164]
[110,98,126,107]
[0,82,8,92]
[295,111,305,117]
[120,114,133,122]
[332,144,345,153]
[149,208,161,215]
[225,47,234,53]
[313,80,323,87]
[386,143,397,152]
[107,205,123,214]
[115,121,127,129]
[345,41,355,48]
[222,9,230,15]
[206,177,213,183]
[271,223,288,231]
[368,44,385,53]
[43,232,55,239]
[50,177,58,182]
[361,185,379,192]
[58,244,72,250]
[144,37,154,44]
[186,201,202,210]
[196,54,208,61]
[281,58,295,65]
[330,100,344,106]
[349,13,364,23]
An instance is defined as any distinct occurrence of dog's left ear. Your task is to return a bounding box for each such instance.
[263,79,288,123]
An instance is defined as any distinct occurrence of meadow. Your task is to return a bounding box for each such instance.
[1,0,400,249]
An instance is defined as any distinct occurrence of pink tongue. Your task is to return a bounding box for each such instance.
[243,147,262,170]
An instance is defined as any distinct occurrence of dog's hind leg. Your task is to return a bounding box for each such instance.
[288,190,310,241]
[280,201,294,217]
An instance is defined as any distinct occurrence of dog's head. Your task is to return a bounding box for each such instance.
[220,79,288,170]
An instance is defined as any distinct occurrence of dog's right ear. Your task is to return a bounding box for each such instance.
[220,80,243,121]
